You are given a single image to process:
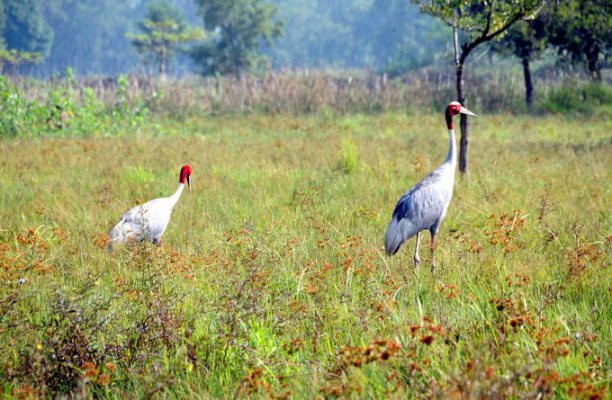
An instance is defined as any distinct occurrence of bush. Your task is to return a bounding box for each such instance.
[541,82,612,115]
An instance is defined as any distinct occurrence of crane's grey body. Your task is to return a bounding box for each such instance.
[384,157,455,256]
[384,128,456,260]
[383,100,476,270]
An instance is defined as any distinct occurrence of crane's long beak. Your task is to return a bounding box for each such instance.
[187,176,191,192]
[460,106,478,118]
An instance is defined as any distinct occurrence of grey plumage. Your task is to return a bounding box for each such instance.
[384,164,453,256]
[383,101,477,269]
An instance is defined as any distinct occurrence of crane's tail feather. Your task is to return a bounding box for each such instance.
[384,217,418,256]
[107,220,130,251]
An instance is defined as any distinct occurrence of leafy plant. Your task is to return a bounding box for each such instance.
[127,0,205,77]
[339,138,359,174]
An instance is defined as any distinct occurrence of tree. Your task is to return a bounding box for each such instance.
[191,0,282,76]
[0,49,43,74]
[356,0,449,75]
[38,0,144,76]
[0,1,6,50]
[547,0,611,81]
[2,0,52,64]
[413,0,544,174]
[127,0,204,77]
[492,18,547,108]
[264,0,369,69]
[263,0,447,72]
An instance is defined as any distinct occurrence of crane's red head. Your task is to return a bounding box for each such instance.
[179,164,192,191]
[445,101,477,129]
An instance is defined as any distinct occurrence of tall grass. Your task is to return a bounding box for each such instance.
[0,110,610,398]
[4,68,610,136]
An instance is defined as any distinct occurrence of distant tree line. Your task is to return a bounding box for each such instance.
[0,0,609,83]
[265,0,450,74]
[412,0,610,174]
[492,0,611,107]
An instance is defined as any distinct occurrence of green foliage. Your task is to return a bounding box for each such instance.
[339,137,359,174]
[0,1,5,49]
[0,75,153,138]
[413,0,545,66]
[191,0,282,76]
[493,19,547,61]
[358,0,450,74]
[541,82,612,116]
[0,76,29,137]
[0,49,43,74]
[3,0,53,58]
[127,0,204,76]
[38,0,144,76]
[266,0,448,74]
[414,0,543,33]
[546,0,612,80]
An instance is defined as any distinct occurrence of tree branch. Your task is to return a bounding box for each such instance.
[481,0,493,36]
[459,8,527,65]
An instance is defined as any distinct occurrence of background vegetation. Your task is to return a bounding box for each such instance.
[0,106,610,398]
[0,0,608,81]
[0,0,610,398]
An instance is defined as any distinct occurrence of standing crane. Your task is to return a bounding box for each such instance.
[384,102,477,270]
[108,164,192,250]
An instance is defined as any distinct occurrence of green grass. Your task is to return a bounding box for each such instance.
[0,112,610,398]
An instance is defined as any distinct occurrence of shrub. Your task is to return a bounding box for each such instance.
[541,82,612,115]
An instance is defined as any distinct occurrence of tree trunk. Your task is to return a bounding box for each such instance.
[452,16,469,176]
[522,56,533,108]
[158,55,165,77]
[586,45,601,81]
[456,62,468,175]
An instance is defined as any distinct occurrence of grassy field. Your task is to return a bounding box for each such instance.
[0,112,610,398]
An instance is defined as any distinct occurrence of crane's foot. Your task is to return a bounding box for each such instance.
[430,257,436,274]
[413,255,421,270]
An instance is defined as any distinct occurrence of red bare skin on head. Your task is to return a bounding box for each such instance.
[445,102,462,130]
[179,164,192,184]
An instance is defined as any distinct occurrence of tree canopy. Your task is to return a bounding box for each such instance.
[0,0,608,79]
[37,0,143,76]
[0,1,6,50]
[191,0,283,76]
[265,0,449,74]
[127,0,204,76]
[3,0,52,56]
[547,0,611,80]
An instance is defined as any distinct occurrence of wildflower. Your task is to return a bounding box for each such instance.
[420,335,434,345]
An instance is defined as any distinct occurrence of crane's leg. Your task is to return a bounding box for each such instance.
[430,233,437,273]
[414,232,421,269]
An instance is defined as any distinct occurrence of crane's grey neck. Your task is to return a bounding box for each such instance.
[444,129,457,167]
[169,183,185,206]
